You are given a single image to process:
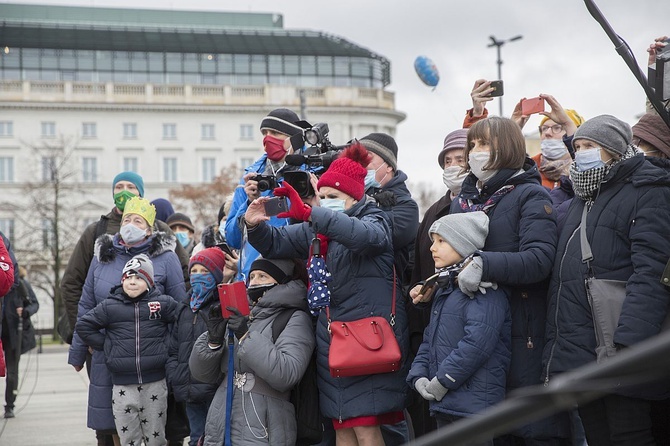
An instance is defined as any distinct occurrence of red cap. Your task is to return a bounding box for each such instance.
[317,142,371,200]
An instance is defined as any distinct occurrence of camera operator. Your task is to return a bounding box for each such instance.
[225,108,307,282]
[360,133,419,445]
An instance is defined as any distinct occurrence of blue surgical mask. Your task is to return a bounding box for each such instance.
[574,148,605,172]
[540,139,569,160]
[364,169,381,190]
[218,220,226,240]
[320,198,346,213]
[175,231,190,248]
[190,272,217,311]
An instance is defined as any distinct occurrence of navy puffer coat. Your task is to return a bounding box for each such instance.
[75,286,179,385]
[407,276,511,417]
[247,198,409,422]
[543,155,670,400]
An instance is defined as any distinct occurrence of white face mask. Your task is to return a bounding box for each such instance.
[468,152,498,184]
[541,139,569,160]
[120,223,148,245]
[442,166,467,195]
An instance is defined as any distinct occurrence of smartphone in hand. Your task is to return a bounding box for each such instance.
[487,80,504,97]
[218,282,250,318]
[521,97,545,115]
[264,196,288,217]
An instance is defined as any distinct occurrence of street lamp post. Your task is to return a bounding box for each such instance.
[487,35,523,116]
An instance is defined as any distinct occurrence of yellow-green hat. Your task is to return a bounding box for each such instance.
[122,196,156,227]
[540,109,585,128]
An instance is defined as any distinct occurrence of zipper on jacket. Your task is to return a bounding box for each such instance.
[544,225,580,386]
[135,302,142,384]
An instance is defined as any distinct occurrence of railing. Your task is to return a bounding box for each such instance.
[412,330,670,446]
[0,80,397,110]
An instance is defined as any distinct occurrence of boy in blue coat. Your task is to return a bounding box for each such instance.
[407,211,511,442]
[76,254,179,446]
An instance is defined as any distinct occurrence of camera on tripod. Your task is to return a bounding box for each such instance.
[650,38,670,102]
[250,174,278,192]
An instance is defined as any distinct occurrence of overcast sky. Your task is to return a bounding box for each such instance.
[5,0,670,193]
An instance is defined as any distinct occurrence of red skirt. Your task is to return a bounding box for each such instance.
[332,411,405,430]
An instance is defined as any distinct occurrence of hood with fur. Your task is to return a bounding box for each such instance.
[94,230,177,264]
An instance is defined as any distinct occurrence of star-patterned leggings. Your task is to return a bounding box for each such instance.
[112,379,168,446]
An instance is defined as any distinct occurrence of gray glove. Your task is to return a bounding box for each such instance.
[425,376,449,402]
[414,377,436,401]
[457,256,484,298]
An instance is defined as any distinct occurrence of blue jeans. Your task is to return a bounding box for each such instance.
[186,401,210,446]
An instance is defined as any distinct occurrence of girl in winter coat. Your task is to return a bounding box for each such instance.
[407,211,511,443]
[449,117,566,442]
[68,196,187,441]
[243,143,409,446]
[189,257,315,445]
[542,115,670,445]
[166,247,228,446]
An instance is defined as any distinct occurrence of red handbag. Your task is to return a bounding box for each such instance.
[327,270,401,378]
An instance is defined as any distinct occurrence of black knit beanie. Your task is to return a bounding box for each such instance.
[360,133,398,170]
[249,258,295,284]
[260,108,303,137]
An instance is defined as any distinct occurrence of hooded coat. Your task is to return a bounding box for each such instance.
[1,277,39,354]
[247,198,409,422]
[68,230,187,431]
[189,280,315,446]
[543,155,670,399]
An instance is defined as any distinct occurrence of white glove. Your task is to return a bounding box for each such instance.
[414,377,436,401]
[457,256,484,298]
[478,281,499,294]
[425,376,449,402]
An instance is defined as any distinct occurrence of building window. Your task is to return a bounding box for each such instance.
[202,157,216,182]
[163,157,177,182]
[0,121,13,137]
[0,219,15,246]
[163,123,177,140]
[240,124,254,140]
[41,156,55,181]
[202,124,215,140]
[239,157,255,170]
[123,123,138,139]
[0,157,14,183]
[82,122,97,139]
[82,157,98,182]
[41,121,56,138]
[123,157,138,173]
[42,219,54,249]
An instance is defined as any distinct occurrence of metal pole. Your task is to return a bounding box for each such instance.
[496,44,503,116]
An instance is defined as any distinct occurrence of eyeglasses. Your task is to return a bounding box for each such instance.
[539,124,564,134]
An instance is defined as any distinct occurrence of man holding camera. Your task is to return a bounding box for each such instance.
[225,108,306,281]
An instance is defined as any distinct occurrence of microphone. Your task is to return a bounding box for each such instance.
[285,154,308,166]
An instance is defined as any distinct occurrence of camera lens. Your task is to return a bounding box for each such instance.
[258,180,270,192]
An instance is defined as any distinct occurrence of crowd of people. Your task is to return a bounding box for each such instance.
[1,36,669,446]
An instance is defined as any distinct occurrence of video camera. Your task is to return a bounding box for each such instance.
[650,38,670,102]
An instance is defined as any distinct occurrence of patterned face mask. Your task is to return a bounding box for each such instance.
[189,272,217,311]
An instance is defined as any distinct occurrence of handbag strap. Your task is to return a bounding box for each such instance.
[224,330,235,446]
[579,204,593,265]
[327,267,397,326]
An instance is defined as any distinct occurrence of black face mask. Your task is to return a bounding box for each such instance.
[247,283,277,303]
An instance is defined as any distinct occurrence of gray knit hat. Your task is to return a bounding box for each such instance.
[360,133,398,170]
[122,254,154,288]
[572,114,632,156]
[429,211,489,258]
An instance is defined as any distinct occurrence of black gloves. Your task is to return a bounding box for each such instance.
[226,307,249,340]
[206,304,228,346]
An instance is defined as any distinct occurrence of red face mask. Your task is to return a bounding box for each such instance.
[263,135,288,161]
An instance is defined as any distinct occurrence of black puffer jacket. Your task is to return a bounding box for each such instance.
[543,155,670,395]
[76,285,179,385]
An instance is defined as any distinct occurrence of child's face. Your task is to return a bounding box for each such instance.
[190,264,210,275]
[430,234,464,268]
[123,273,148,298]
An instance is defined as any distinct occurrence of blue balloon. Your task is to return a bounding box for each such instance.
[414,56,440,88]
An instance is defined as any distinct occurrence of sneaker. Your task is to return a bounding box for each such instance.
[4,408,14,418]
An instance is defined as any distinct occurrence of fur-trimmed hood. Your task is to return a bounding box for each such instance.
[94,230,177,264]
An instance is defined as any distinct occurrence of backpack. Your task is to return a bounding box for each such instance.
[272,308,322,446]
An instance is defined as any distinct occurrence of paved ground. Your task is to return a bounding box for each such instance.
[0,341,96,445]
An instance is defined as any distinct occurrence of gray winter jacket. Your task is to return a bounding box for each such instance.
[189,280,315,446]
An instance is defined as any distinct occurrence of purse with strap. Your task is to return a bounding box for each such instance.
[327,269,401,378]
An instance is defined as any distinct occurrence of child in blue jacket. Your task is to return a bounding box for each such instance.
[407,211,511,442]
[76,254,178,446]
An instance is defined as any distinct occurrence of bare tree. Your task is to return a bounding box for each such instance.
[169,164,239,230]
[16,136,82,340]
[408,181,444,218]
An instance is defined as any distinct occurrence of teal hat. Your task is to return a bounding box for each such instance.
[112,172,144,197]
